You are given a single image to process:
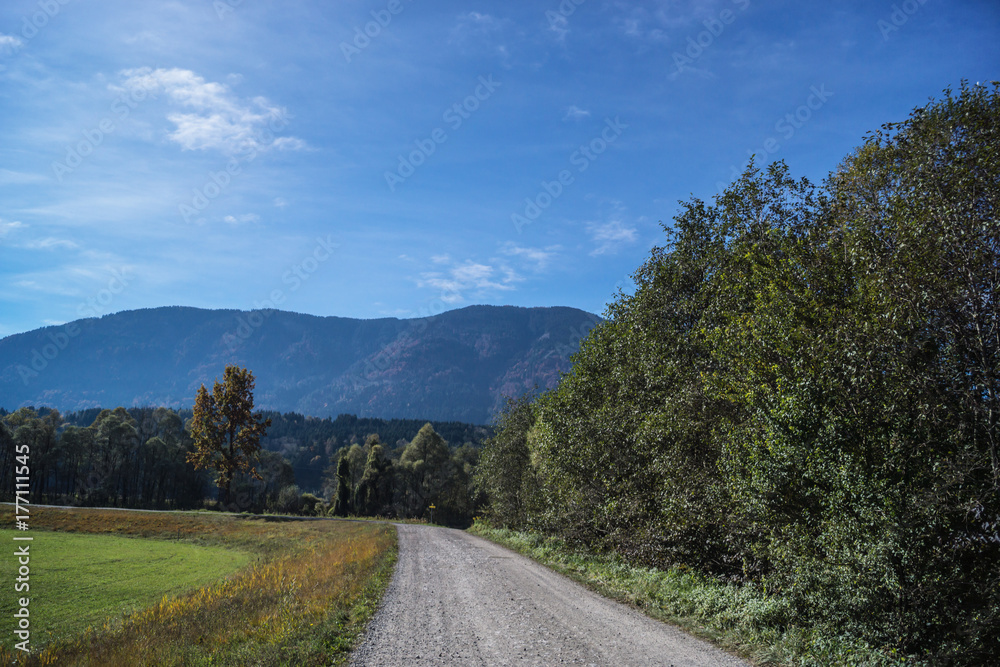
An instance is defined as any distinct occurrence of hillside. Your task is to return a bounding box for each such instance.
[0,305,600,423]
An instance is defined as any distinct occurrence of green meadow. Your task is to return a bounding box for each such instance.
[0,528,251,646]
[0,507,396,666]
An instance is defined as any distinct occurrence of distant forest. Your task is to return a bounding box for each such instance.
[1,405,490,525]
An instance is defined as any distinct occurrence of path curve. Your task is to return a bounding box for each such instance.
[351,523,749,666]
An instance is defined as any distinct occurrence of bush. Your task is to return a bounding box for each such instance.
[275,485,302,514]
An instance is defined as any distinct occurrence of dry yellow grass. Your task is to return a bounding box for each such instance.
[0,507,397,666]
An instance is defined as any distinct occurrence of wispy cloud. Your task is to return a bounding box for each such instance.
[19,237,79,250]
[500,242,559,271]
[587,219,638,256]
[451,11,506,42]
[418,258,520,303]
[223,213,260,226]
[563,105,591,121]
[449,11,513,64]
[0,34,22,54]
[0,219,24,239]
[114,67,307,155]
[0,169,47,185]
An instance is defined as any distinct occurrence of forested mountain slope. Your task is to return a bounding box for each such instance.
[0,304,599,423]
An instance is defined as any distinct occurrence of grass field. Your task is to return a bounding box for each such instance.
[0,507,397,666]
[0,529,251,646]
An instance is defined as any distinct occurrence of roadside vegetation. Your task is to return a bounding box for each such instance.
[0,506,396,666]
[470,523,903,666]
[473,82,1000,664]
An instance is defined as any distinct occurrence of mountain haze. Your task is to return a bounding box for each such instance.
[0,305,600,423]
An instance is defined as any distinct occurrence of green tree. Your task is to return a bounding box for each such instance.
[355,437,393,517]
[187,365,272,507]
[333,454,352,516]
[399,423,450,517]
[474,394,538,530]
[486,81,1000,662]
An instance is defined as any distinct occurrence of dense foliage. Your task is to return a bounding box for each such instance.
[325,425,481,526]
[1,406,209,509]
[2,406,482,524]
[60,408,490,492]
[476,82,1000,662]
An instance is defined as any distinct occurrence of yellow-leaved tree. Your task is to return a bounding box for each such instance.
[187,365,271,507]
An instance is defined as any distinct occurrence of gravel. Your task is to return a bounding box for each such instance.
[350,523,749,666]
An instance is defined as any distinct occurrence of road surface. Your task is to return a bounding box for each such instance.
[351,524,749,666]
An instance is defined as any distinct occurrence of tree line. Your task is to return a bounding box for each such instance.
[323,423,480,526]
[57,407,489,493]
[0,403,482,525]
[474,82,1000,663]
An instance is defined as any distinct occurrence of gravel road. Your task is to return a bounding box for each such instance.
[351,524,749,666]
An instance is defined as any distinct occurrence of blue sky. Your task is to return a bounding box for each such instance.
[0,0,997,337]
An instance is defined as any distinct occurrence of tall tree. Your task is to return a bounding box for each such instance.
[356,438,393,517]
[333,454,352,516]
[399,423,451,517]
[187,365,272,507]
[474,394,538,530]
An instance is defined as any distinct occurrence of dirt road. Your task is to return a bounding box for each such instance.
[351,524,748,666]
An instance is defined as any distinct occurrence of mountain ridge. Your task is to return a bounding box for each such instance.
[0,304,601,423]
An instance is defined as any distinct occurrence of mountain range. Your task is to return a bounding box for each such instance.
[0,305,601,424]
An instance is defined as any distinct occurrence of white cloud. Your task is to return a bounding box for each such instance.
[273,197,288,208]
[450,11,511,61]
[13,279,80,296]
[500,243,559,271]
[0,219,24,238]
[587,219,638,256]
[122,31,161,47]
[418,258,521,303]
[223,213,260,226]
[20,237,79,250]
[271,136,308,151]
[114,68,307,155]
[452,12,505,40]
[0,34,22,54]
[563,105,591,121]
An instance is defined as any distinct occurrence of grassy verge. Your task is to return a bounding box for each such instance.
[1,507,397,666]
[468,522,908,667]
